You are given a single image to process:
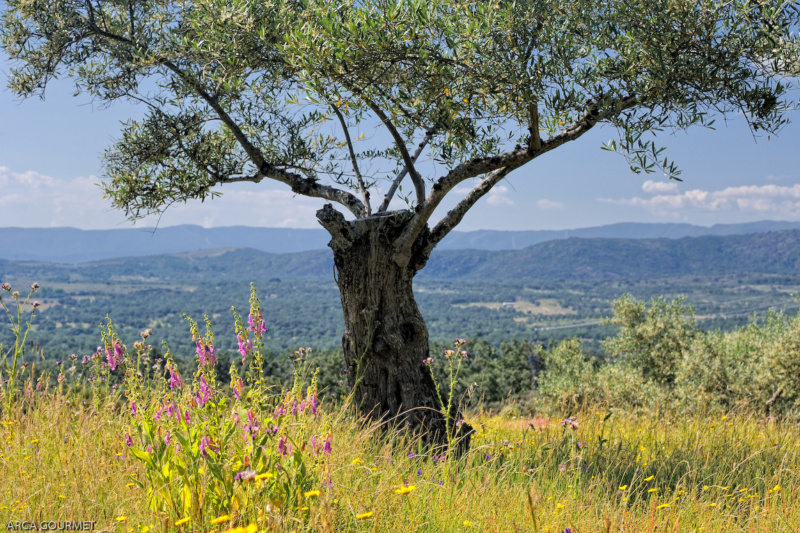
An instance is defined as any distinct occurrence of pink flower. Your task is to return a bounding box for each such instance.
[232,378,244,400]
[124,434,133,447]
[196,375,213,407]
[168,368,184,390]
[130,401,137,417]
[199,436,217,457]
[277,436,291,456]
[196,340,216,366]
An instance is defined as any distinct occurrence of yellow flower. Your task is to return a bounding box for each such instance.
[773,484,782,492]
[210,515,230,525]
[304,490,321,498]
[223,525,257,533]
[175,518,190,526]
[656,504,670,510]
[356,512,374,519]
[648,488,657,493]
[619,485,628,491]
[644,475,654,482]
[395,485,416,495]
[116,516,127,522]
[462,520,472,526]
[255,473,274,481]
[126,483,135,488]
[351,458,362,465]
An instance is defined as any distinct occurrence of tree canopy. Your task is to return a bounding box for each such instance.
[3,0,799,262]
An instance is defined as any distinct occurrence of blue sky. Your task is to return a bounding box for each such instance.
[2,53,799,231]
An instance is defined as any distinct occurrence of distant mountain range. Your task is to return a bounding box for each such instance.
[1,220,800,263]
[2,229,799,282]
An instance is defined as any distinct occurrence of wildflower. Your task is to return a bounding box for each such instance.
[175,518,190,526]
[255,473,274,481]
[304,490,321,498]
[423,357,433,364]
[656,504,670,510]
[30,282,39,292]
[644,475,654,482]
[210,515,230,524]
[772,484,782,492]
[130,401,137,417]
[560,416,578,429]
[408,451,415,458]
[648,488,657,493]
[463,521,472,527]
[168,367,184,390]
[232,378,244,400]
[237,334,252,361]
[352,458,362,465]
[356,512,373,519]
[619,485,628,491]
[322,434,332,454]
[395,485,416,495]
[277,436,291,456]
[199,435,218,457]
[196,340,216,366]
[124,434,133,447]
[196,375,213,407]
[234,469,256,483]
[1,282,9,291]
[558,464,567,472]
[163,431,171,446]
[456,419,465,428]
[115,516,126,522]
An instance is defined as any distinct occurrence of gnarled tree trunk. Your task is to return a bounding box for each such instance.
[319,206,472,451]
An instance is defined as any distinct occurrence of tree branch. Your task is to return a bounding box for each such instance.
[378,129,433,212]
[156,59,366,217]
[362,98,426,206]
[527,103,541,152]
[423,166,513,257]
[331,103,370,216]
[316,203,355,248]
[391,95,638,267]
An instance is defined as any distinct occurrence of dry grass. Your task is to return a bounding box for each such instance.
[2,391,800,532]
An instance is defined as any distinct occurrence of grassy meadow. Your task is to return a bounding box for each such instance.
[2,391,799,532]
[3,284,800,532]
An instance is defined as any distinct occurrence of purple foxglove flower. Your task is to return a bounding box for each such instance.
[233,378,244,400]
[164,432,171,446]
[309,394,318,416]
[322,436,332,455]
[146,445,153,454]
[277,436,290,456]
[237,334,252,361]
[131,401,137,417]
[199,435,217,457]
[168,368,184,390]
[184,409,191,425]
[124,434,133,447]
[196,375,213,407]
[291,400,298,417]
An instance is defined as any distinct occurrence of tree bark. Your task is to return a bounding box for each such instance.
[324,211,472,452]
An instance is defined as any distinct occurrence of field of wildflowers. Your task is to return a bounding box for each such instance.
[2,282,800,532]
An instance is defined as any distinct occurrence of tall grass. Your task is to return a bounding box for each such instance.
[2,391,799,532]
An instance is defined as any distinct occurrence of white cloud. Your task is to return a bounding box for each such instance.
[642,180,679,194]
[486,185,514,206]
[601,183,800,217]
[0,166,328,228]
[536,199,565,210]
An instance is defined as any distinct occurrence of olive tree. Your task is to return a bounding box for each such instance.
[3,0,798,445]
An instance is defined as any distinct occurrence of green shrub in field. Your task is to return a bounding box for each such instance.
[602,294,697,387]
[534,338,598,409]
